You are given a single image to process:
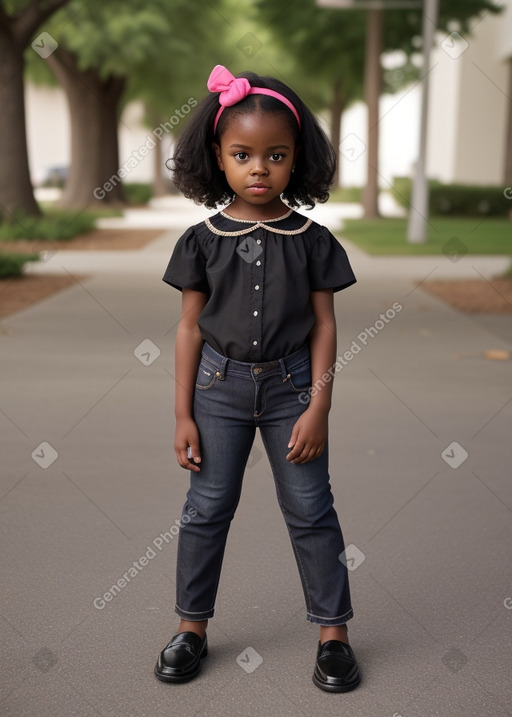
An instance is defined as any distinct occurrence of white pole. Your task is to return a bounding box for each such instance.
[406,0,440,243]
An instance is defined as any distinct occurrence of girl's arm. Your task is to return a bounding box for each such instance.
[174,288,208,472]
[286,289,336,464]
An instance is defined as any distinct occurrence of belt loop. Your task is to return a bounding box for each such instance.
[279,357,290,382]
[213,354,228,380]
[204,342,228,380]
[220,355,229,379]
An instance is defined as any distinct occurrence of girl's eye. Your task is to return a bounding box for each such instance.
[234,152,248,161]
[270,153,284,161]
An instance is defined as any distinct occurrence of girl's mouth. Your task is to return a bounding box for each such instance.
[248,184,270,195]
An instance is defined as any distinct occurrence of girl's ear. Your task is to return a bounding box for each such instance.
[212,142,224,172]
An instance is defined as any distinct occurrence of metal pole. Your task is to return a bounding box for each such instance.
[406,0,440,243]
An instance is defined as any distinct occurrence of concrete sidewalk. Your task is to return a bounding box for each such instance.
[1,202,511,716]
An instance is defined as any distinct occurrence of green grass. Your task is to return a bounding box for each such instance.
[340,217,512,256]
[0,253,39,278]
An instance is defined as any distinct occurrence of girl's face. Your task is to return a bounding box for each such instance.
[213,110,299,219]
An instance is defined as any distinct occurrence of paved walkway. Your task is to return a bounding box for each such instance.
[1,198,511,716]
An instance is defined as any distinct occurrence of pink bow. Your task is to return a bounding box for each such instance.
[207,64,301,133]
[207,65,251,107]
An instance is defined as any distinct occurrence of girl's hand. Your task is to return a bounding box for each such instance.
[286,407,328,464]
[175,417,202,472]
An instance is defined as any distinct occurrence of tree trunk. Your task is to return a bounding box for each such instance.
[46,48,125,208]
[153,137,172,197]
[504,58,512,220]
[330,78,345,188]
[149,111,174,197]
[0,27,41,218]
[362,9,383,219]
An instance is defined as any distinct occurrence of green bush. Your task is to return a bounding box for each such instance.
[123,183,153,205]
[392,177,510,217]
[329,186,363,203]
[392,176,413,207]
[0,253,39,278]
[0,210,96,241]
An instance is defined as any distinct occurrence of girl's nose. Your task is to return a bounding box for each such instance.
[250,159,268,176]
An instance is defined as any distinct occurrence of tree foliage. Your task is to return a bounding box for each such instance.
[254,0,502,196]
[255,0,502,111]
[25,0,241,206]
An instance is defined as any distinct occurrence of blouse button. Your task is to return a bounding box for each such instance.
[253,310,258,316]
[256,260,261,266]
[256,239,262,245]
[253,340,258,346]
[254,285,260,290]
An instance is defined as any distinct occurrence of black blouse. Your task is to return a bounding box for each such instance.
[162,209,356,362]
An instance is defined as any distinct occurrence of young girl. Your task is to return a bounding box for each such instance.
[154,65,360,693]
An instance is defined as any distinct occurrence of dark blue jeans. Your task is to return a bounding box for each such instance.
[175,342,354,626]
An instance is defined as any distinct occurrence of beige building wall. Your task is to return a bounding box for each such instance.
[25,85,154,186]
[427,0,512,185]
[26,84,69,185]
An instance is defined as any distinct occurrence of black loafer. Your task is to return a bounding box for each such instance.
[154,631,207,683]
[313,640,361,693]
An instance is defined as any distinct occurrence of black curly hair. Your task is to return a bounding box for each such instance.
[169,70,336,209]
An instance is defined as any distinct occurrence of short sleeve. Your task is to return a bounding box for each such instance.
[162,227,209,293]
[308,227,357,292]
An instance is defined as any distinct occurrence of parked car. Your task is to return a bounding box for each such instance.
[42,165,69,188]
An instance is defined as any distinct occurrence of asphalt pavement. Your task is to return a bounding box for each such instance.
[1,198,511,717]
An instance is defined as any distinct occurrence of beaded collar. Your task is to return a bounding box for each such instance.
[205,209,312,237]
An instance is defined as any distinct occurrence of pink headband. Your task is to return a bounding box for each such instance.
[207,65,301,133]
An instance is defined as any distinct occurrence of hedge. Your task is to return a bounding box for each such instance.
[392,177,511,217]
[0,210,96,241]
[123,183,153,205]
[0,253,39,278]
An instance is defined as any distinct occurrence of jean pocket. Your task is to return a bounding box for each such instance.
[288,362,312,392]
[195,359,219,390]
